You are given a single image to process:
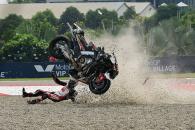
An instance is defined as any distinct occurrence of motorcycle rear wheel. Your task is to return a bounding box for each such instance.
[49,36,70,60]
[89,79,111,95]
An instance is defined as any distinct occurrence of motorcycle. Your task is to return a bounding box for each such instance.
[49,23,118,95]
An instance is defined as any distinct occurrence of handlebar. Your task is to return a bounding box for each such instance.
[73,23,82,30]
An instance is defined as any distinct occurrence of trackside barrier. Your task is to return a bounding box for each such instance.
[0,62,70,78]
[1,56,195,78]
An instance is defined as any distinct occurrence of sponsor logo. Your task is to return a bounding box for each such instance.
[149,60,177,72]
[151,65,176,72]
[0,72,7,78]
[55,64,70,76]
[34,64,70,77]
[34,65,55,72]
[55,71,67,76]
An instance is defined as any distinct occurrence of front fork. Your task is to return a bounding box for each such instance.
[56,44,71,59]
[56,44,81,70]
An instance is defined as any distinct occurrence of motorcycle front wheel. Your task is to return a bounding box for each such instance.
[89,78,111,95]
[49,36,70,60]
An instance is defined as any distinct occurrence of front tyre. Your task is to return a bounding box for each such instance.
[89,79,111,95]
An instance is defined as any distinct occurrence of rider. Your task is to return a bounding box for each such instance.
[22,72,78,104]
[23,24,104,104]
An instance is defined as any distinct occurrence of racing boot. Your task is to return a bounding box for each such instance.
[22,88,30,98]
[22,88,40,98]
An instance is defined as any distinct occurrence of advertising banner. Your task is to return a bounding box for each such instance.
[1,56,195,78]
[0,62,70,78]
[149,56,195,73]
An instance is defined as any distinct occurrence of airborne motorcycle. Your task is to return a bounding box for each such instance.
[49,23,118,95]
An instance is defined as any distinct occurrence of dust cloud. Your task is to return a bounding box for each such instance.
[76,23,195,104]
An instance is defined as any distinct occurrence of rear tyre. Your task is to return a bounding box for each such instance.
[89,79,111,95]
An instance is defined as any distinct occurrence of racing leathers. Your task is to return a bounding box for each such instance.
[22,73,78,104]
